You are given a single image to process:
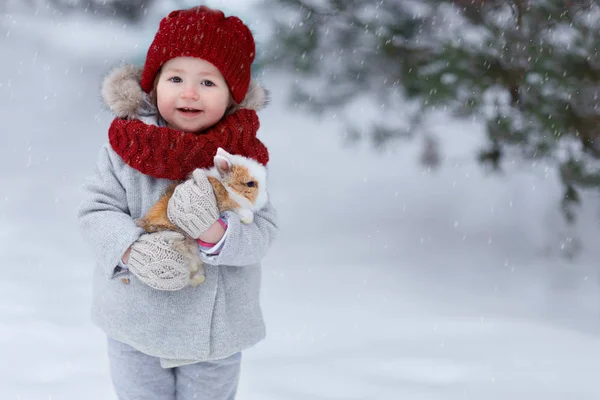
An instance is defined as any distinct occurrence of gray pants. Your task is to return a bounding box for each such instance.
[107,337,241,400]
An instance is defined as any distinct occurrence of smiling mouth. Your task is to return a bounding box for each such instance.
[177,107,202,114]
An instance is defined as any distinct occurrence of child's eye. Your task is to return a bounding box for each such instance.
[246,181,256,187]
[202,80,215,87]
[168,76,182,83]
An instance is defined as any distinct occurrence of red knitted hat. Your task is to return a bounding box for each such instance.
[140,6,255,104]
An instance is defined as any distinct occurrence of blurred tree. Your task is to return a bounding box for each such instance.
[262,0,600,222]
[43,0,155,21]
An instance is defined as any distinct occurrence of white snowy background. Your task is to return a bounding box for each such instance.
[2,1,600,399]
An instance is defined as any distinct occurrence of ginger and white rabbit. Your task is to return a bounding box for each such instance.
[136,147,268,286]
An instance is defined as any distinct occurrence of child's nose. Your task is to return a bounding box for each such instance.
[181,85,199,100]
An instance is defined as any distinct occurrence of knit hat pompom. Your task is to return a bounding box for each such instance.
[140,6,255,104]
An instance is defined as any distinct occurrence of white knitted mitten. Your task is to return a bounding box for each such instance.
[127,231,190,291]
[167,169,219,239]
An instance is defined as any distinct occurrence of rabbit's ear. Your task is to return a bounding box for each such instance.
[216,147,232,158]
[214,155,231,177]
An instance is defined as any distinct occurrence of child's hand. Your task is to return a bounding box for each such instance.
[126,231,190,290]
[167,169,220,239]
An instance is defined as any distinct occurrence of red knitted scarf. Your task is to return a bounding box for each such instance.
[108,109,269,180]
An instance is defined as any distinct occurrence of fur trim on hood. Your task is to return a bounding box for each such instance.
[101,64,269,120]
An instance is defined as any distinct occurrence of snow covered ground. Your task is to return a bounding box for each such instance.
[2,2,600,399]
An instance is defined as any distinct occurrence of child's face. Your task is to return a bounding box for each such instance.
[156,57,231,133]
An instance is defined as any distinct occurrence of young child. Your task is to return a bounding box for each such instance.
[77,6,278,399]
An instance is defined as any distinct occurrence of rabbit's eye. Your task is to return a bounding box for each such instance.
[246,181,256,187]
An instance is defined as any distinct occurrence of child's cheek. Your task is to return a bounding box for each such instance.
[156,90,171,121]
